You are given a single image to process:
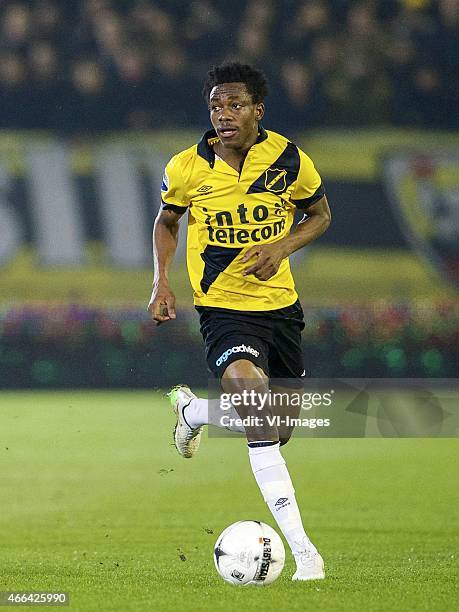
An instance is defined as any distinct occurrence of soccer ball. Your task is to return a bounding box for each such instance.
[213,520,285,586]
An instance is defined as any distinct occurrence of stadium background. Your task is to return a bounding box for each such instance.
[0,2,458,611]
[0,0,457,388]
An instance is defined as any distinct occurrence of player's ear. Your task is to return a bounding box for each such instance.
[255,102,265,121]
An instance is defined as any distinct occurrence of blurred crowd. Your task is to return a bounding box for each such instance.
[0,0,457,134]
[0,302,457,387]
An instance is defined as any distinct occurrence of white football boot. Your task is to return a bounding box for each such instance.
[168,385,203,459]
[292,550,325,581]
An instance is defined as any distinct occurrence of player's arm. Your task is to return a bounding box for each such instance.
[148,208,183,323]
[277,195,331,256]
[243,196,331,281]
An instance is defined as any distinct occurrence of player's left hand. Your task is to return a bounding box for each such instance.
[242,242,287,281]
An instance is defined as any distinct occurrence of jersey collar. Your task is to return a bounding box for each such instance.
[197,125,268,168]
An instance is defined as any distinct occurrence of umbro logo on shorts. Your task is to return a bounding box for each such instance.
[197,185,213,193]
[216,344,260,367]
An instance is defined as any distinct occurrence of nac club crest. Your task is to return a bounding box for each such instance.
[264,168,287,193]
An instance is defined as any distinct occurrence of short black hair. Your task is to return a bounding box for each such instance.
[203,62,268,104]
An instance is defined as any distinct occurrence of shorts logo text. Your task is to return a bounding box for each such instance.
[216,344,260,367]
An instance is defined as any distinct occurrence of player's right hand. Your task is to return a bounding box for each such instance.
[147,281,177,325]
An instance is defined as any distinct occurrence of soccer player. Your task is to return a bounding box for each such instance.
[148,63,331,581]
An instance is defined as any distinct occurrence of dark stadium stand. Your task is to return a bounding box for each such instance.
[0,0,457,132]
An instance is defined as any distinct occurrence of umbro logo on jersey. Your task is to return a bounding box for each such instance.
[197,185,213,193]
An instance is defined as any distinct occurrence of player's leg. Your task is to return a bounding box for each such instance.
[169,384,205,459]
[173,380,301,444]
[246,435,324,579]
[252,383,324,580]
[251,301,324,581]
[170,385,245,434]
[221,358,278,442]
[269,384,302,446]
[169,308,270,456]
[171,351,272,456]
[169,373,262,459]
[220,355,324,580]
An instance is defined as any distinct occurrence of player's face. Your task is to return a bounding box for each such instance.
[209,82,264,150]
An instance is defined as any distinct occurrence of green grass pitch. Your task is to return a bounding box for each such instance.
[0,391,457,611]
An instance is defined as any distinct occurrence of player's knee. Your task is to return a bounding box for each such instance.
[222,359,267,391]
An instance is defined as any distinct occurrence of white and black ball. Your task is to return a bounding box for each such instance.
[213,520,285,586]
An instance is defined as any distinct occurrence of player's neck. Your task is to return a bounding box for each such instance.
[214,130,259,173]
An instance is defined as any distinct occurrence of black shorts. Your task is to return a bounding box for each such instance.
[196,300,305,386]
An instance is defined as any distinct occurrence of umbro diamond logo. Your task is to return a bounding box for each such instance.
[197,185,213,193]
[275,497,289,507]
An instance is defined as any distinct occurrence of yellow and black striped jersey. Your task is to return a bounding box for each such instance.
[161,126,324,311]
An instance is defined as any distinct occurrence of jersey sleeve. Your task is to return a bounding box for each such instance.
[290,148,325,209]
[160,155,190,214]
